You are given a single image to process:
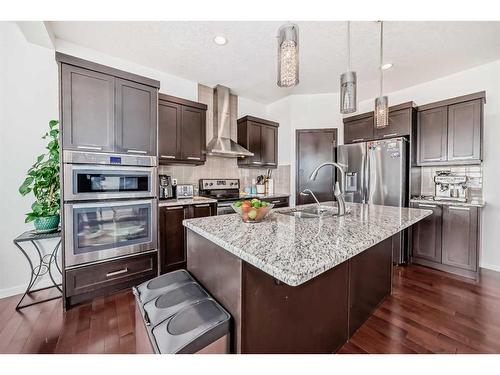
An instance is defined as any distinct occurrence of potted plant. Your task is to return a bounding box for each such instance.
[19,120,61,233]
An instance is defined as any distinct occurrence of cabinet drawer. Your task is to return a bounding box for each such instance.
[262,197,289,208]
[65,252,157,297]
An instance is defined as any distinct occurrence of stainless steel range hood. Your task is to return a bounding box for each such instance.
[205,85,254,158]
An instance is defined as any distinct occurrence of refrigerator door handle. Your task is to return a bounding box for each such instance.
[364,143,370,204]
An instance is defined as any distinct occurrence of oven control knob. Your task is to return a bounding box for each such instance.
[209,182,213,186]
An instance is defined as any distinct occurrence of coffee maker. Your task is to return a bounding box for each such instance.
[434,171,468,202]
[158,175,176,200]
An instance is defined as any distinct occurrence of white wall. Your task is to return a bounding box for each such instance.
[356,60,500,272]
[0,22,60,297]
[0,23,269,297]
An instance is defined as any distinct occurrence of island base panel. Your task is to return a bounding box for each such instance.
[187,229,394,354]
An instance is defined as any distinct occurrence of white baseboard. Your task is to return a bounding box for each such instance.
[0,278,59,300]
[480,262,500,273]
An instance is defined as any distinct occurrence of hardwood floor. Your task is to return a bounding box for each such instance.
[0,264,499,354]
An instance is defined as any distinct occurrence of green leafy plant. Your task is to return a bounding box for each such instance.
[19,120,60,223]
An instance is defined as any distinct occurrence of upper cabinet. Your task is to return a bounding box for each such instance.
[416,92,485,166]
[158,94,207,165]
[343,102,415,144]
[57,53,160,156]
[237,116,279,168]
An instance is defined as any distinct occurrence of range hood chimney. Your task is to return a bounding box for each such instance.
[205,85,254,158]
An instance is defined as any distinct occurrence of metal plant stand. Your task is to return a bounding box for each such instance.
[13,229,62,310]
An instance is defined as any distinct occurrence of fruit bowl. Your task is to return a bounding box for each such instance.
[231,199,274,223]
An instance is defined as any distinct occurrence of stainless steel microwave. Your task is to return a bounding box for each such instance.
[63,163,157,201]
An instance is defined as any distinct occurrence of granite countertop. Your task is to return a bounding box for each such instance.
[410,197,485,208]
[183,202,431,287]
[158,197,217,207]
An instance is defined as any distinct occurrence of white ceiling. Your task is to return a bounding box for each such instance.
[48,21,500,104]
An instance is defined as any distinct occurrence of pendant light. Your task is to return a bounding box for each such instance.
[340,21,357,114]
[277,23,299,87]
[374,21,389,128]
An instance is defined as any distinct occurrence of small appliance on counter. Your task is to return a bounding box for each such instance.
[177,184,194,199]
[159,175,176,200]
[434,171,468,202]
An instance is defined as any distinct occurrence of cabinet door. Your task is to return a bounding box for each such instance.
[442,206,478,271]
[261,125,277,167]
[115,78,157,155]
[190,203,216,218]
[159,206,186,274]
[158,101,181,162]
[375,108,411,139]
[180,106,206,162]
[411,203,442,263]
[417,107,448,165]
[61,64,115,152]
[247,122,262,165]
[448,100,482,163]
[344,117,374,144]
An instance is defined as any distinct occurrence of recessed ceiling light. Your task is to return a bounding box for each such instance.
[381,63,393,70]
[213,35,228,46]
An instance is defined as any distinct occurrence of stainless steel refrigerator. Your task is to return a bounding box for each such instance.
[337,137,408,263]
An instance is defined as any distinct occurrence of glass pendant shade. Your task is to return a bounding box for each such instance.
[374,95,389,128]
[277,24,299,87]
[340,71,357,114]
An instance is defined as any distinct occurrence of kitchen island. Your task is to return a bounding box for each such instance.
[183,202,431,353]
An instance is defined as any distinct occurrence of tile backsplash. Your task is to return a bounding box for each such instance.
[420,165,483,201]
[158,156,291,195]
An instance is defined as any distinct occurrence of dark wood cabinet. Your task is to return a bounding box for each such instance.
[159,206,186,274]
[344,115,374,144]
[237,116,279,168]
[376,108,412,139]
[410,201,480,279]
[416,92,485,166]
[61,64,116,152]
[343,102,415,144]
[417,107,448,164]
[58,53,160,156]
[158,101,181,160]
[65,251,157,306]
[115,78,157,155]
[447,100,482,162]
[261,196,289,208]
[442,205,478,272]
[159,202,217,274]
[158,94,207,165]
[411,202,442,263]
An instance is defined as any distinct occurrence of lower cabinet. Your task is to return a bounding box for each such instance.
[411,202,479,279]
[159,203,217,274]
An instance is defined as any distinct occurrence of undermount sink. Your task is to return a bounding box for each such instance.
[278,206,339,219]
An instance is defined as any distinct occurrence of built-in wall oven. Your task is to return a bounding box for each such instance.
[63,151,158,268]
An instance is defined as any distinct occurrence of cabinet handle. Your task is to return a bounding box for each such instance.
[160,155,176,159]
[77,145,102,151]
[166,206,184,210]
[352,138,364,142]
[382,133,398,138]
[424,157,443,161]
[265,162,277,166]
[271,200,281,204]
[252,161,263,165]
[449,206,470,211]
[195,204,210,208]
[106,268,128,277]
[187,157,201,160]
[127,149,147,154]
[418,203,437,208]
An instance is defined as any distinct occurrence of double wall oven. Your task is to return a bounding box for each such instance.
[63,151,158,268]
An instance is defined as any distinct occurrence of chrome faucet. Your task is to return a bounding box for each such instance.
[300,189,321,210]
[309,162,347,216]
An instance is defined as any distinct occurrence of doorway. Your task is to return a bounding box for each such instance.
[295,129,337,205]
